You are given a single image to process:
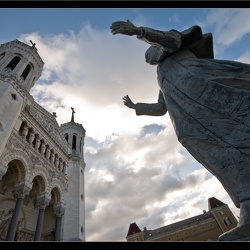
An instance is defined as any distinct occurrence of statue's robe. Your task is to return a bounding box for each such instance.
[135,26,250,208]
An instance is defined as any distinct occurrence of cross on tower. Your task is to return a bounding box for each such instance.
[71,107,75,122]
[29,40,37,50]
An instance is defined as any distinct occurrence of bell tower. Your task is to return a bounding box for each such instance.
[60,108,86,241]
[0,39,44,156]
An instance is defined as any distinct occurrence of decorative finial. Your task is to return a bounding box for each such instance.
[71,107,75,122]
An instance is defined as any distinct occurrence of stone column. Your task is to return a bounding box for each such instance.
[55,156,59,168]
[40,142,46,155]
[14,57,28,77]
[34,194,51,241]
[35,137,41,150]
[53,204,65,241]
[28,131,35,144]
[45,146,51,160]
[59,160,63,172]
[63,162,67,175]
[6,181,32,241]
[50,151,55,164]
[21,125,29,139]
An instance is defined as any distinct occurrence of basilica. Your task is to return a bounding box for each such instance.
[0,39,86,241]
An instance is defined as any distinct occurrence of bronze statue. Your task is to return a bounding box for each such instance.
[111,20,250,241]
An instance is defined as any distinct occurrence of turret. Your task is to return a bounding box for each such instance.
[0,39,44,92]
[60,108,86,241]
[60,107,86,161]
[0,39,44,156]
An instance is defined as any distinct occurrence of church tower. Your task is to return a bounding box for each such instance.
[60,108,86,241]
[0,40,44,157]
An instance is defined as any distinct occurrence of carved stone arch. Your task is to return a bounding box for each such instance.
[0,149,32,180]
[31,174,46,194]
[30,168,51,194]
[50,181,65,204]
[25,174,48,207]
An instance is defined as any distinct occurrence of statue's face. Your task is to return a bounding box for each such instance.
[145,46,166,65]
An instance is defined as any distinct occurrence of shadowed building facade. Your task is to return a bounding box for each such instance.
[0,39,86,241]
[126,197,237,241]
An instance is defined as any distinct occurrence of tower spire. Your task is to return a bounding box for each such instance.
[71,107,75,122]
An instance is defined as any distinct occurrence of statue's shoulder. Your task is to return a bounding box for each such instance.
[180,25,214,59]
[189,33,214,59]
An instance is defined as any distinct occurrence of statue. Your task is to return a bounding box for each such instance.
[110,20,250,241]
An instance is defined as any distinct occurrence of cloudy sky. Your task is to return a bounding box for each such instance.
[1,6,250,241]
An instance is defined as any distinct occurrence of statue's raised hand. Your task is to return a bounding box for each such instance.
[122,95,136,109]
[110,19,141,36]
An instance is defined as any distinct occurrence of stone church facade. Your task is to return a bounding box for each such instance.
[0,39,86,241]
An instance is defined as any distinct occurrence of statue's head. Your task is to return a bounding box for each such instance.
[145,46,167,65]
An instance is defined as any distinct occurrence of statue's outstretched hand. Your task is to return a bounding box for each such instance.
[110,19,141,36]
[122,95,136,109]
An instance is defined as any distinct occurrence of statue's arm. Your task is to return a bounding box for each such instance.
[135,91,167,116]
[137,27,182,53]
[110,20,182,53]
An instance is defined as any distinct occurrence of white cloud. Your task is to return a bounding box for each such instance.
[204,9,250,46]
[236,50,250,64]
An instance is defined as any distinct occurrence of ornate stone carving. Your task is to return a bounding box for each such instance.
[49,170,57,179]
[31,154,41,165]
[50,152,55,164]
[28,131,35,144]
[0,183,8,195]
[3,67,12,74]
[13,181,32,199]
[6,136,24,150]
[53,203,65,217]
[45,147,51,160]
[34,193,51,209]
[55,157,59,168]
[34,137,41,150]
[26,104,67,153]
[0,208,14,239]
[21,125,28,138]
[40,143,46,155]
[0,208,13,221]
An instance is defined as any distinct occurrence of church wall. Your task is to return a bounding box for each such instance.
[79,167,85,236]
[0,80,24,156]
[63,160,81,240]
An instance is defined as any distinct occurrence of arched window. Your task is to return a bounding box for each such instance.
[72,135,77,150]
[65,134,68,142]
[21,64,31,80]
[6,56,21,70]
